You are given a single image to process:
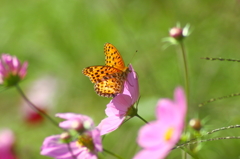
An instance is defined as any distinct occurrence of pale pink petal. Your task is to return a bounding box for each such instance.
[0,129,17,159]
[0,61,8,77]
[134,87,187,159]
[133,148,169,159]
[97,116,125,135]
[18,61,28,79]
[137,121,163,148]
[0,76,3,84]
[41,135,82,159]
[106,94,132,116]
[0,129,15,148]
[156,99,176,121]
[174,87,187,116]
[11,56,21,74]
[1,54,12,65]
[56,113,93,122]
[123,64,139,103]
[56,113,94,129]
[90,128,102,152]
[78,151,98,159]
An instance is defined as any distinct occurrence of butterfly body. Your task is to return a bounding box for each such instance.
[83,43,129,98]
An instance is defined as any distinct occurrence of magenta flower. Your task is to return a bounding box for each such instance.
[0,129,17,159]
[97,64,139,135]
[41,113,102,159]
[20,76,58,124]
[133,87,187,159]
[0,54,28,86]
[56,113,95,130]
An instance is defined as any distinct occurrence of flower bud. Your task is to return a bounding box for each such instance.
[60,132,71,141]
[189,118,202,131]
[0,54,28,87]
[169,27,184,40]
[71,120,84,132]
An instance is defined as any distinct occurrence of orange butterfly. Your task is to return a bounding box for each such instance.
[82,43,129,97]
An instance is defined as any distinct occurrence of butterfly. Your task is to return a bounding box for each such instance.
[82,43,129,98]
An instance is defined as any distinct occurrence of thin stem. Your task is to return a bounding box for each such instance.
[173,136,240,150]
[180,147,199,159]
[178,124,240,146]
[179,42,189,105]
[136,114,148,124]
[15,84,59,128]
[201,57,240,62]
[103,148,124,159]
[16,85,79,159]
[179,41,189,159]
[206,125,240,135]
[182,150,187,159]
[198,93,240,107]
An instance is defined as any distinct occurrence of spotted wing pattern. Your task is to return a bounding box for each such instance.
[94,72,127,97]
[104,43,127,71]
[82,66,123,83]
[82,43,129,97]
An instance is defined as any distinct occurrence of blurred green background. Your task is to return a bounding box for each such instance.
[1,0,240,158]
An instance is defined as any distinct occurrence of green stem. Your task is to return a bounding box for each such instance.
[180,148,199,159]
[179,41,189,105]
[179,42,189,159]
[103,148,125,159]
[136,114,148,124]
[15,84,60,128]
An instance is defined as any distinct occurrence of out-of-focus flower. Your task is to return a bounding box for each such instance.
[169,24,191,40]
[134,87,187,159]
[20,75,58,124]
[56,113,94,131]
[97,64,139,135]
[162,23,191,49]
[169,27,184,40]
[0,129,17,159]
[41,113,102,159]
[0,54,28,87]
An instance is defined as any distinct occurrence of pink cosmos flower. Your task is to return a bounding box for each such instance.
[0,54,28,86]
[0,129,17,159]
[20,75,58,124]
[41,113,102,159]
[97,64,139,135]
[133,87,187,159]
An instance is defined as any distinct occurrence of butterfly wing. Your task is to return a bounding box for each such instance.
[82,66,123,83]
[83,43,130,98]
[104,43,127,71]
[94,75,125,97]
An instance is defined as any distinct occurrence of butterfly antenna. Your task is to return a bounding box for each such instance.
[173,136,240,150]
[201,57,240,62]
[128,50,138,64]
[198,92,240,107]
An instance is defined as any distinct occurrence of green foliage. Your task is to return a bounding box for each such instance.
[1,0,240,158]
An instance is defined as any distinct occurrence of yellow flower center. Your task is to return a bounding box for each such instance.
[164,127,174,141]
[76,133,94,152]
